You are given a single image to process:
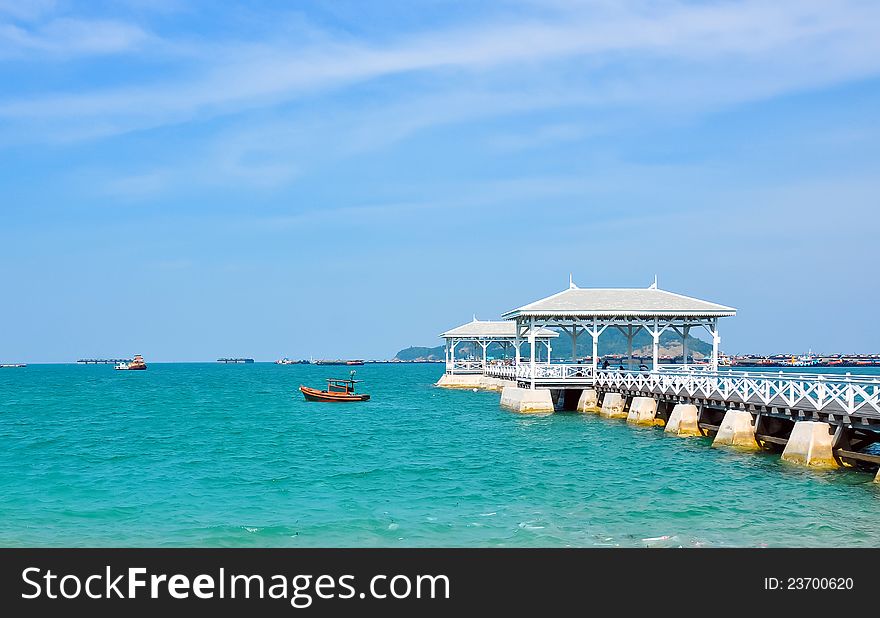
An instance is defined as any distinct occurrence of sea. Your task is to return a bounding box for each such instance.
[1,363,878,548]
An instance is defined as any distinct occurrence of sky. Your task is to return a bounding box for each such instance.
[1,0,880,362]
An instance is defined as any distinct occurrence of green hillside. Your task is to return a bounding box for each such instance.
[395,346,446,361]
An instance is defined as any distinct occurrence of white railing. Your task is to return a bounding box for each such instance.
[446,360,485,374]
[446,359,483,373]
[513,363,596,382]
[484,364,517,380]
[482,362,880,418]
[594,368,880,418]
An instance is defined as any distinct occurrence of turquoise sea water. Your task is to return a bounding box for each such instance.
[0,363,878,548]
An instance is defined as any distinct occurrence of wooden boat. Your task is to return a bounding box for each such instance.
[299,375,370,402]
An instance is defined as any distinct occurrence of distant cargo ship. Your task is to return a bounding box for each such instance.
[275,358,310,365]
[314,359,365,366]
[218,358,255,364]
[0,363,26,368]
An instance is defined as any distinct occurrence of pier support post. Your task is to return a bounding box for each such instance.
[682,326,690,368]
[529,317,536,390]
[576,389,599,413]
[711,320,720,372]
[626,328,634,371]
[515,321,521,367]
[781,421,839,469]
[712,409,758,450]
[665,404,701,437]
[600,392,627,419]
[626,396,659,426]
[500,386,554,414]
[592,332,598,375]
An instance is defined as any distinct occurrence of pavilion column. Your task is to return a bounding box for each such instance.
[590,317,603,377]
[515,320,521,367]
[712,320,720,372]
[571,327,577,362]
[682,325,690,368]
[592,335,599,373]
[545,340,552,365]
[450,341,457,374]
[627,327,634,371]
[481,341,488,371]
[529,316,536,390]
[652,326,659,372]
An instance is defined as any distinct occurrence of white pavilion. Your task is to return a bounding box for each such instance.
[440,317,558,376]
[499,278,737,390]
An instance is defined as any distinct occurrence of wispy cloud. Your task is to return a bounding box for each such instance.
[2,0,879,143]
[0,0,57,22]
[0,17,151,57]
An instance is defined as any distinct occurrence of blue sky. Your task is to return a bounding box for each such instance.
[2,0,879,362]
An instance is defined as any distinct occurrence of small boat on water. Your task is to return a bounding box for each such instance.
[299,373,370,402]
[115,354,147,371]
[790,351,819,367]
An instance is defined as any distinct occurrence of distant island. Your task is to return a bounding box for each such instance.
[394,330,712,362]
[395,346,447,361]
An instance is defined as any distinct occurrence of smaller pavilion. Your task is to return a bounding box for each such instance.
[440,317,558,375]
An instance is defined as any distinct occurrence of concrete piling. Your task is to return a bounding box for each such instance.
[665,404,702,437]
[576,389,600,413]
[599,392,627,419]
[781,421,839,469]
[712,409,758,450]
[435,374,485,389]
[626,396,659,426]
[437,374,514,391]
[499,386,554,414]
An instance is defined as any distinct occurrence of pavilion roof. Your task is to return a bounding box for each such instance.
[502,285,736,320]
[440,319,559,339]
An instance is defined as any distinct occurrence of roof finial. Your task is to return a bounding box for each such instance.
[648,274,658,290]
[569,273,577,289]
[473,313,478,322]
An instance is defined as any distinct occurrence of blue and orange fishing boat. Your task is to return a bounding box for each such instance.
[299,372,370,402]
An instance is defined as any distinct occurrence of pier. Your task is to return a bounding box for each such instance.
[438,279,880,481]
[77,359,131,364]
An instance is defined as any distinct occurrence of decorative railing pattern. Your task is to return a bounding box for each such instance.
[515,363,595,382]
[483,363,880,418]
[484,364,517,380]
[594,369,880,417]
[446,360,485,374]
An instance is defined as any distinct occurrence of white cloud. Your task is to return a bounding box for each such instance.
[0,17,150,57]
[0,0,56,22]
[1,0,879,138]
